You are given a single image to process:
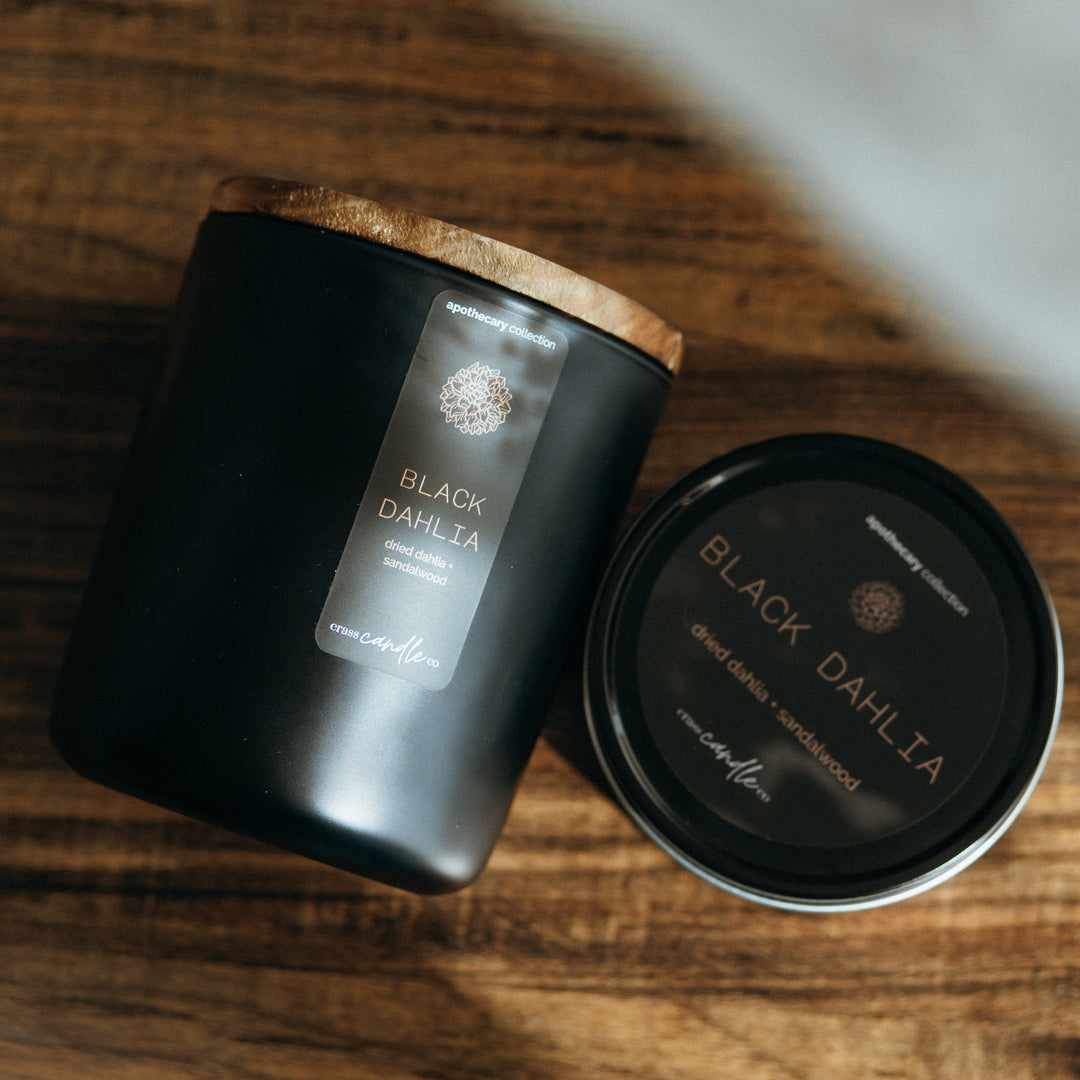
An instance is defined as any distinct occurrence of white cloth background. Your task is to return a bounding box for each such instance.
[529,1,1080,425]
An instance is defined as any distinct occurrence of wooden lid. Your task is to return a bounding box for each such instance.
[210,176,682,374]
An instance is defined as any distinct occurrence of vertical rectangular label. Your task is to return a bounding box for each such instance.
[315,289,569,689]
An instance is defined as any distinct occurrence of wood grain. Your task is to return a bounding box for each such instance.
[2,2,1079,1078]
[208,175,684,369]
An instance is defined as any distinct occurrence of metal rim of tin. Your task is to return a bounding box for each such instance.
[209,176,683,375]
[584,434,1063,911]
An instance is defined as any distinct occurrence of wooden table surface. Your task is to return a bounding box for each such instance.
[3,3,1079,1078]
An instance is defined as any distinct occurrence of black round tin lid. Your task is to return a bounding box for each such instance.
[584,435,1062,910]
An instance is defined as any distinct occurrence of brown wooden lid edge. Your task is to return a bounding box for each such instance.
[210,176,683,373]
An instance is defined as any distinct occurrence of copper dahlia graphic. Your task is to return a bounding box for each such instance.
[440,362,513,435]
[849,580,905,634]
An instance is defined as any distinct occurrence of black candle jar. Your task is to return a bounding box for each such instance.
[51,177,682,893]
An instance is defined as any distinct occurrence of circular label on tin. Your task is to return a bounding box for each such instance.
[635,480,1008,848]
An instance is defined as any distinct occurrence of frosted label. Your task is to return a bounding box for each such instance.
[316,289,568,689]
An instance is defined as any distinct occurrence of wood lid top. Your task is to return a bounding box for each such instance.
[210,177,682,374]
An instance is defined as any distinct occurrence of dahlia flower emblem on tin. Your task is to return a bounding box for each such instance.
[849,580,905,634]
[440,362,513,435]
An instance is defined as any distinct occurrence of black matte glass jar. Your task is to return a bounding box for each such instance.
[51,177,682,893]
